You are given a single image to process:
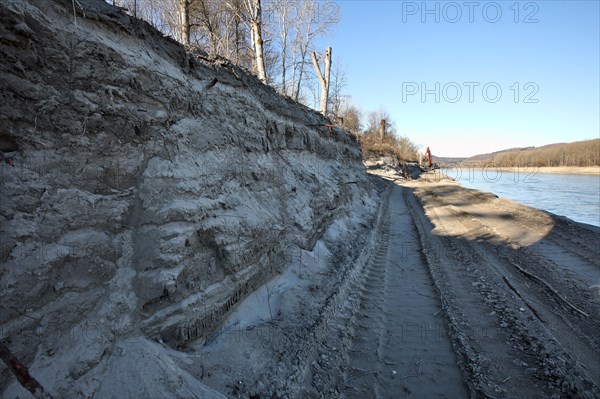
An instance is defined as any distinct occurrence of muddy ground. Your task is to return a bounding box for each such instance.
[174,168,599,398]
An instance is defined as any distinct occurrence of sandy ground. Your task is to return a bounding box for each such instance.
[528,166,599,175]
[156,166,599,398]
[401,172,600,398]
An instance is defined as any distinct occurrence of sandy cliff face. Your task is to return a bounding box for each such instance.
[0,0,375,397]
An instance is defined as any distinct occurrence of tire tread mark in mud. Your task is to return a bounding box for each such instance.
[406,183,600,398]
[341,183,467,398]
[402,185,553,398]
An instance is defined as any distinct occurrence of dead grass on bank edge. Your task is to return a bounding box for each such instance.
[358,132,419,162]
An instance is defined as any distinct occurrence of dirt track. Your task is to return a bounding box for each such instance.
[337,171,599,398]
[339,183,467,397]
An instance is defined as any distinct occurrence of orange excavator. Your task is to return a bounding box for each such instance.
[424,146,433,168]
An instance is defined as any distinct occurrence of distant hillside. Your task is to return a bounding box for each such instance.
[433,156,467,167]
[466,147,534,162]
[464,139,600,167]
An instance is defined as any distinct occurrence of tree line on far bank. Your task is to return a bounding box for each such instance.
[482,139,600,167]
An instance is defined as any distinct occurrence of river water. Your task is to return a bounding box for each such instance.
[441,167,600,227]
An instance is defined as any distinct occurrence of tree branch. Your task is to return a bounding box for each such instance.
[0,343,55,399]
[310,51,324,83]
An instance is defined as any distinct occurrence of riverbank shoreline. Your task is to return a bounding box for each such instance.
[365,167,600,397]
[411,171,600,229]
[368,158,599,227]
[434,166,600,227]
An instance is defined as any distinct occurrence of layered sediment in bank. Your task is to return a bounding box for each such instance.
[0,0,377,397]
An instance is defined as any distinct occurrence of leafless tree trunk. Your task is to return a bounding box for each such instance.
[196,0,222,56]
[276,1,288,94]
[311,47,332,115]
[293,15,313,102]
[294,55,305,101]
[245,0,267,83]
[290,30,300,99]
[180,0,190,45]
[222,0,246,65]
[290,0,338,102]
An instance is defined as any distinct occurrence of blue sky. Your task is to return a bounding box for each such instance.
[316,1,600,157]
